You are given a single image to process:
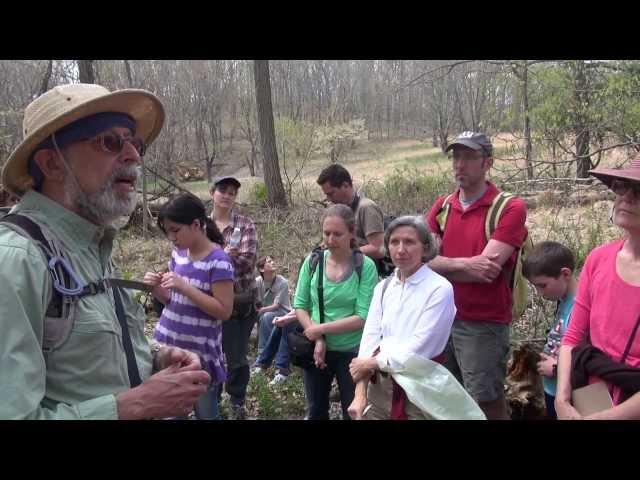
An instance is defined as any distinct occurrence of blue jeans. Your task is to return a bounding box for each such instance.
[257,307,290,354]
[172,382,220,420]
[256,319,298,373]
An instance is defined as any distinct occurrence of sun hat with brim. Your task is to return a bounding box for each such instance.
[589,155,640,189]
[2,83,165,197]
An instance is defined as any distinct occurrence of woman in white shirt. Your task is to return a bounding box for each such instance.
[348,216,457,420]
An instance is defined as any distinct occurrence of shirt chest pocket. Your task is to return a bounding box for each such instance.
[71,295,120,335]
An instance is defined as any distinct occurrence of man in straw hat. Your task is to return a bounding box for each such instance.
[0,83,210,419]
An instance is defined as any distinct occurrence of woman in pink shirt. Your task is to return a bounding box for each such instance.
[556,156,640,420]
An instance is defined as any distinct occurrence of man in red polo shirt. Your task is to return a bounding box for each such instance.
[426,131,527,420]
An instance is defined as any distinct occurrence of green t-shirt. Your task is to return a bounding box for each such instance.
[293,250,378,351]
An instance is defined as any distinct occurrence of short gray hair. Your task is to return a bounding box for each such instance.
[384,215,437,263]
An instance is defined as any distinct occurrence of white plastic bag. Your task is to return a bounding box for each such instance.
[388,355,486,420]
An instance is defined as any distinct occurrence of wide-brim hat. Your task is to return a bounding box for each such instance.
[2,83,165,197]
[589,155,640,189]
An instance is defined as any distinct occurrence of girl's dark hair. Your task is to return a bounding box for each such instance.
[157,192,225,245]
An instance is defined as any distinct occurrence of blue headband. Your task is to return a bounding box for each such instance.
[28,112,136,190]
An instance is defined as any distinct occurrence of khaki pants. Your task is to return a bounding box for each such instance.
[364,372,432,420]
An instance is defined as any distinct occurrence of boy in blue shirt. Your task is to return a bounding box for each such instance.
[522,241,577,420]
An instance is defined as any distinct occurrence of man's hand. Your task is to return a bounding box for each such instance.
[350,357,377,383]
[116,365,210,420]
[273,314,296,327]
[156,346,202,371]
[304,324,324,342]
[537,353,556,378]
[463,253,502,283]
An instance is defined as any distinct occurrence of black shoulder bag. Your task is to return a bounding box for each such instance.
[288,251,326,370]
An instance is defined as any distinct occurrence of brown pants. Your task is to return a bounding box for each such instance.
[364,373,432,420]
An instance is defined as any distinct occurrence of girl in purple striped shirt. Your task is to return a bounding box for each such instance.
[144,193,235,420]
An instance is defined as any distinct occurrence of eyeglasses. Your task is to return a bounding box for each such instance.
[611,179,640,199]
[84,130,146,157]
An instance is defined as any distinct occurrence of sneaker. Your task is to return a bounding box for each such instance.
[229,405,246,420]
[250,365,266,377]
[269,373,289,386]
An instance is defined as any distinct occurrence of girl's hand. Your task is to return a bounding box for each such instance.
[314,338,326,369]
[160,272,188,293]
[144,272,162,286]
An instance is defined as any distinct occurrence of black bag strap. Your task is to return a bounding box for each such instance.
[317,248,325,325]
[621,314,640,365]
[113,287,142,387]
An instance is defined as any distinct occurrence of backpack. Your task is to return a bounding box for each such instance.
[306,245,364,280]
[435,191,533,320]
[0,213,142,386]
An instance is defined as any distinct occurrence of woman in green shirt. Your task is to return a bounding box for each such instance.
[294,204,378,420]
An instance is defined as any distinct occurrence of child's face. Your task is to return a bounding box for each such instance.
[528,269,572,301]
[261,257,277,275]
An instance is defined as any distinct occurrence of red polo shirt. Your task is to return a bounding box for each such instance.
[426,182,527,324]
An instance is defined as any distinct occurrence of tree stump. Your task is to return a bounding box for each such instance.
[505,343,546,420]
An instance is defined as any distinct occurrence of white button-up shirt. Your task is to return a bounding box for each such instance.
[358,264,456,372]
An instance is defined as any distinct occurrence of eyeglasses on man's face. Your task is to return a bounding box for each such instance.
[82,130,146,157]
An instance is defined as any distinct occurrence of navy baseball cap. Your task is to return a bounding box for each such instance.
[445,131,493,156]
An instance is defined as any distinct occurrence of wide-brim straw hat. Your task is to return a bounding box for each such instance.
[2,83,165,197]
[589,154,640,189]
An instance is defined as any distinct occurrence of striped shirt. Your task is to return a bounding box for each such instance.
[154,247,234,384]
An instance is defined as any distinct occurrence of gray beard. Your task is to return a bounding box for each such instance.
[66,165,140,225]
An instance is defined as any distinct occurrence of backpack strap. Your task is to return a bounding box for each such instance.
[113,286,142,387]
[352,249,364,280]
[1,214,66,318]
[485,191,513,240]
[434,193,455,234]
[316,248,325,325]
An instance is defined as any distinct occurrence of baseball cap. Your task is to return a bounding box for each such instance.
[211,176,241,190]
[445,131,493,156]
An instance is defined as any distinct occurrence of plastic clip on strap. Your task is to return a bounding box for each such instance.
[48,255,85,295]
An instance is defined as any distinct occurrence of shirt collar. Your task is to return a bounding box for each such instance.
[15,190,116,249]
[451,181,499,211]
[391,263,431,286]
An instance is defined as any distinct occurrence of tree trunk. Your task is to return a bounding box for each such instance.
[522,62,534,180]
[253,60,287,208]
[124,60,134,87]
[77,60,95,84]
[576,128,591,178]
[39,60,53,96]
